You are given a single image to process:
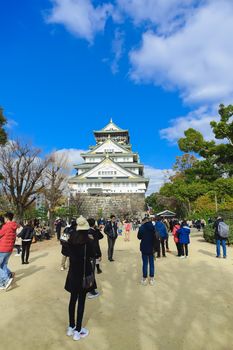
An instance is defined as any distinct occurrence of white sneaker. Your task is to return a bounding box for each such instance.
[80,328,89,338]
[73,330,81,341]
[149,278,155,286]
[87,291,99,299]
[15,253,21,256]
[4,278,13,290]
[66,326,75,337]
[60,267,65,271]
[180,256,185,259]
[141,278,147,286]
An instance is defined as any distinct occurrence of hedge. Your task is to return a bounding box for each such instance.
[203,220,233,244]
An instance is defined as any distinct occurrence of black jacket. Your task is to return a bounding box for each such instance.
[88,227,103,259]
[18,225,34,240]
[104,221,118,239]
[137,221,156,255]
[65,231,96,294]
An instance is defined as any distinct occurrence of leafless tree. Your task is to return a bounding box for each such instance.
[0,140,49,219]
[43,152,69,232]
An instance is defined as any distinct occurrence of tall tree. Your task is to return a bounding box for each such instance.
[178,104,233,176]
[0,140,49,219]
[43,152,69,232]
[0,107,7,146]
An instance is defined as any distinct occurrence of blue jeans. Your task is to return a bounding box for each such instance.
[216,239,227,257]
[142,254,154,278]
[0,252,12,287]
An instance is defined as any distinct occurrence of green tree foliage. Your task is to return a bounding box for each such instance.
[179,104,233,176]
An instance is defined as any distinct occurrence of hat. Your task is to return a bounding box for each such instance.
[217,216,222,220]
[76,215,89,230]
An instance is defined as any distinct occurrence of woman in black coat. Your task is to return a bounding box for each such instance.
[65,216,96,341]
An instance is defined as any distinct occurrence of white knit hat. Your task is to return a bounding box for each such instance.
[76,215,89,230]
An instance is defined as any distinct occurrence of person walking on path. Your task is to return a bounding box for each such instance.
[172,220,181,256]
[18,221,34,264]
[137,217,156,286]
[155,217,168,258]
[177,221,191,259]
[87,218,104,299]
[0,212,17,290]
[104,215,118,261]
[213,216,228,258]
[60,219,77,271]
[65,216,96,341]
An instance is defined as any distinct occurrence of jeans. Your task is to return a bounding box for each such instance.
[142,254,154,278]
[216,239,227,257]
[0,252,12,287]
[107,237,116,260]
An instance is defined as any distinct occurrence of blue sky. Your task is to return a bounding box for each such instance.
[1,0,233,193]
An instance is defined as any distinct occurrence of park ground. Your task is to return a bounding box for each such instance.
[1,230,233,350]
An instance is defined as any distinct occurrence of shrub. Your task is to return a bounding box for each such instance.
[203,219,233,244]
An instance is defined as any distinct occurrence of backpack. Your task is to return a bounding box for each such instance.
[218,222,229,238]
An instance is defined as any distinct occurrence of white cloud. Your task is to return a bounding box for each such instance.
[130,0,233,104]
[144,165,174,195]
[5,119,18,129]
[111,29,125,74]
[54,148,86,169]
[47,0,113,42]
[159,106,219,143]
[117,0,200,33]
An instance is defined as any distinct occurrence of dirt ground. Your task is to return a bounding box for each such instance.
[1,229,233,350]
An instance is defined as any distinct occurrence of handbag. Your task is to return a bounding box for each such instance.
[82,244,95,290]
[60,231,70,242]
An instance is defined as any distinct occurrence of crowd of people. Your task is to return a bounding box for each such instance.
[0,210,230,342]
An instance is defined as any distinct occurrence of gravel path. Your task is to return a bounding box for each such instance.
[1,229,233,350]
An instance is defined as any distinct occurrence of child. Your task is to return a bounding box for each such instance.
[177,221,191,258]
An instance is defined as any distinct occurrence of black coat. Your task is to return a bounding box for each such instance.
[104,221,118,239]
[18,225,34,240]
[137,221,156,255]
[88,227,103,259]
[64,232,96,294]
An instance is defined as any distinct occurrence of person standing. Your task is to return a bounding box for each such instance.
[137,217,155,286]
[172,220,181,256]
[124,220,131,242]
[87,218,103,299]
[18,221,34,264]
[60,219,77,271]
[177,221,191,258]
[55,218,63,241]
[65,216,95,341]
[14,222,23,256]
[104,215,118,261]
[213,216,228,258]
[0,212,17,290]
[155,217,168,258]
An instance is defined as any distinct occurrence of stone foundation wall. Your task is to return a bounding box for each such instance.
[75,193,146,219]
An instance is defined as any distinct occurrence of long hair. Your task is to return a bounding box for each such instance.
[69,229,89,245]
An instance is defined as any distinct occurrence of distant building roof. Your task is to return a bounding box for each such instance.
[156,210,176,217]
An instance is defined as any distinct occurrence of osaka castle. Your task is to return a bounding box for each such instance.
[69,119,149,196]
